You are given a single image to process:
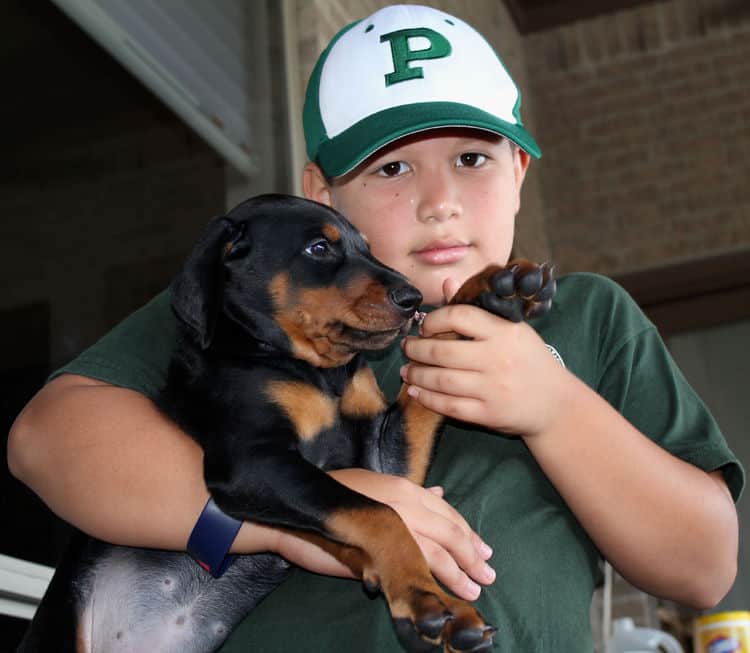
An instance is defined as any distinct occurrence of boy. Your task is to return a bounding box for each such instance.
[9,5,742,652]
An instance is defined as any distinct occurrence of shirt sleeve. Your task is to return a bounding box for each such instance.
[594,287,744,502]
[49,290,176,401]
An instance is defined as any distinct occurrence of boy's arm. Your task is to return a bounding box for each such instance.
[9,374,222,550]
[401,303,739,609]
[8,373,492,599]
[521,372,737,608]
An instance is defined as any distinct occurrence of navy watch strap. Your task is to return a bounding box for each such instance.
[187,497,242,578]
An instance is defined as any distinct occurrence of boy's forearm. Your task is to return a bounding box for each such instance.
[523,371,738,609]
[8,375,265,553]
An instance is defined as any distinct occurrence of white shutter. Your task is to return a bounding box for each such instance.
[51,0,260,177]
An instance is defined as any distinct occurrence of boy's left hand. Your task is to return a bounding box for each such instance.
[400,298,567,437]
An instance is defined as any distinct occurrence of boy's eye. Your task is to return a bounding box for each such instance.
[376,161,410,177]
[456,152,487,168]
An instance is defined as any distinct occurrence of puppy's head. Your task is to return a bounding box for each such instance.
[171,194,421,367]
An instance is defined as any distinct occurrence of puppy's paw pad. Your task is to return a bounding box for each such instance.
[487,261,556,322]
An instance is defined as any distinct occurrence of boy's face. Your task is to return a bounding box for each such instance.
[304,129,530,306]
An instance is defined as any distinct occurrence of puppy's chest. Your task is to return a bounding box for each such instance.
[265,364,387,469]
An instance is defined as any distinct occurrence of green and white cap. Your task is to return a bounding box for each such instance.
[303,4,541,178]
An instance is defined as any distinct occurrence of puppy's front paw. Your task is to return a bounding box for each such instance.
[392,588,496,653]
[479,261,556,322]
[450,260,556,323]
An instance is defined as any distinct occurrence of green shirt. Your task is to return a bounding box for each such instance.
[55,273,743,653]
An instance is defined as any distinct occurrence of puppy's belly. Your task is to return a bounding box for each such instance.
[75,546,289,653]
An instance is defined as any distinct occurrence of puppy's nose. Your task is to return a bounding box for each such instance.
[389,285,423,316]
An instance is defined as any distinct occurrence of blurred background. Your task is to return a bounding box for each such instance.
[1,1,748,650]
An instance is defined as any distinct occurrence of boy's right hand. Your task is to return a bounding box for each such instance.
[268,468,495,601]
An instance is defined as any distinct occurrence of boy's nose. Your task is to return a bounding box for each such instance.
[415,170,461,224]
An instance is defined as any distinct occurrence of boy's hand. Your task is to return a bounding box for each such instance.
[270,469,495,601]
[400,296,568,437]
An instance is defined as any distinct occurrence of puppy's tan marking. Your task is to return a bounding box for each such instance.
[449,264,503,303]
[340,366,387,418]
[273,272,405,368]
[396,387,444,485]
[326,505,432,600]
[322,223,341,242]
[270,272,291,308]
[266,381,337,440]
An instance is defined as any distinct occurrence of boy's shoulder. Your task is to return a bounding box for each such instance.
[50,289,176,398]
[532,271,656,384]
[554,271,637,306]
[540,271,652,338]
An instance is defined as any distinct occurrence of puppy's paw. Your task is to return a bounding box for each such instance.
[479,261,556,322]
[391,588,495,652]
[451,260,556,323]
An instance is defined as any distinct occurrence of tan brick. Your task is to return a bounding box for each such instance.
[619,8,662,54]
[660,0,685,44]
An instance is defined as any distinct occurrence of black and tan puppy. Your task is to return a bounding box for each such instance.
[20,194,555,653]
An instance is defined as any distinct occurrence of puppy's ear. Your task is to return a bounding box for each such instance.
[170,216,245,349]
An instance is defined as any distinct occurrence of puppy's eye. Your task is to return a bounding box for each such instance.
[304,238,333,258]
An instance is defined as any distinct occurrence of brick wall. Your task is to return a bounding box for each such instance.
[526,0,750,274]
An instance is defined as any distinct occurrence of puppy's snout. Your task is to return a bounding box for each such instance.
[388,285,422,316]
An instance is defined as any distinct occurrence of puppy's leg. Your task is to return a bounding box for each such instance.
[209,450,493,653]
[326,502,497,653]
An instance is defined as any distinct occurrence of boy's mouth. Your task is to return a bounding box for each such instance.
[412,239,470,265]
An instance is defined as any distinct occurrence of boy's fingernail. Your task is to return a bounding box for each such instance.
[399,364,408,379]
[479,541,493,558]
[466,580,482,599]
[407,386,419,398]
[482,563,496,583]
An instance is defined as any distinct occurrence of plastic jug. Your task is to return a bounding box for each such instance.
[609,617,685,653]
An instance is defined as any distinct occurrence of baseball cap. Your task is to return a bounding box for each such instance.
[303,4,541,178]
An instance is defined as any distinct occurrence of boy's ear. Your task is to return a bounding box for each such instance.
[303,162,333,207]
[514,148,531,187]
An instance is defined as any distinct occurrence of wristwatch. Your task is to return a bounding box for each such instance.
[187,497,243,578]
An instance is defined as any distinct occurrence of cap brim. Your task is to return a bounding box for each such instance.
[316,102,541,178]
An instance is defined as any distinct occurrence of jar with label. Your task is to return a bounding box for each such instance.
[694,611,750,653]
